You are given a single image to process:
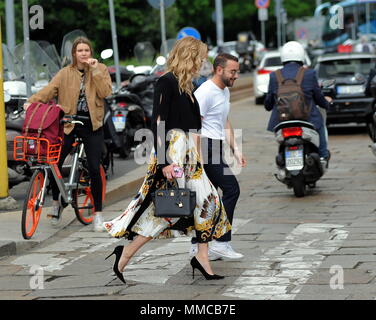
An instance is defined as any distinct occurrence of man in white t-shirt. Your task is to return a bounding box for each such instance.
[192,53,247,260]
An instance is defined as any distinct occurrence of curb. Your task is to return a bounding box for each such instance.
[0,164,148,259]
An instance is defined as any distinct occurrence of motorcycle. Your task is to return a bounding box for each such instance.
[366,74,376,156]
[2,44,27,116]
[264,79,335,197]
[125,56,167,128]
[105,87,146,159]
[6,105,31,188]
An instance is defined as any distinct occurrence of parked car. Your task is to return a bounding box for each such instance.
[315,52,376,125]
[253,50,312,104]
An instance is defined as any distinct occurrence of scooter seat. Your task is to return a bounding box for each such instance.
[274,120,316,132]
[6,119,24,131]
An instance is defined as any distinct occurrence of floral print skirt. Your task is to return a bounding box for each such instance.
[103,130,231,243]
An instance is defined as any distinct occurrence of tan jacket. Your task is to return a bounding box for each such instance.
[28,63,112,134]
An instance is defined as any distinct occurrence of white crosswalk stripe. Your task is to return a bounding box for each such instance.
[223,223,349,300]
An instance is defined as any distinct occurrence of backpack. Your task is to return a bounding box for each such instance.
[275,67,311,122]
[21,102,65,159]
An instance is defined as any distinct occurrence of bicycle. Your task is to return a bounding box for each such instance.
[14,115,107,240]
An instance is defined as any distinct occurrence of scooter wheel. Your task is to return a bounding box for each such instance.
[291,175,306,197]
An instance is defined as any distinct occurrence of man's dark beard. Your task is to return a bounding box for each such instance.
[221,74,234,88]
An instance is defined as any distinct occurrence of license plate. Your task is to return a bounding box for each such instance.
[113,116,126,131]
[336,85,364,95]
[285,148,304,170]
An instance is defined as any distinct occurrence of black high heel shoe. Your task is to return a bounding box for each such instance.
[190,256,224,280]
[105,245,126,284]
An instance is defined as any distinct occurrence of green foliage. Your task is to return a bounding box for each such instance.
[0,0,319,61]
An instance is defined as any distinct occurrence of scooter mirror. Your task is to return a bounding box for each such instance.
[156,56,167,66]
[101,49,114,60]
[354,73,366,83]
[127,65,135,72]
[322,79,336,88]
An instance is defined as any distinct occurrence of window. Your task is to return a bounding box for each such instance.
[264,57,282,67]
[318,58,373,78]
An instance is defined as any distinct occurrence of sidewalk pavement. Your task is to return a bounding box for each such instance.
[0,164,147,258]
[0,74,253,259]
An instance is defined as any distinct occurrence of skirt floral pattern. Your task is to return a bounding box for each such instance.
[103,129,231,242]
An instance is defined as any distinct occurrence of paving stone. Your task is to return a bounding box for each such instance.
[0,290,34,300]
[320,255,376,269]
[305,269,375,285]
[27,285,124,298]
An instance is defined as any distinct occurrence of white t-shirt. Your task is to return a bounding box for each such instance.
[194,79,230,140]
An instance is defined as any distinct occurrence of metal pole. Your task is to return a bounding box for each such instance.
[160,0,168,57]
[261,20,266,47]
[0,19,10,198]
[5,0,16,52]
[108,0,121,91]
[366,2,371,35]
[215,0,224,48]
[22,0,32,97]
[275,0,282,48]
[353,5,358,40]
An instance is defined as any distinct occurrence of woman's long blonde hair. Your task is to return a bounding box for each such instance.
[167,37,208,98]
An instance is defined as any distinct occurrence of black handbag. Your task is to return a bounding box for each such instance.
[151,180,196,218]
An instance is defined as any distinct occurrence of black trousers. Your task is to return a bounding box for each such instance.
[191,138,240,244]
[51,125,104,212]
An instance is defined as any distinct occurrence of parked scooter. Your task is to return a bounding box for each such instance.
[366,74,376,156]
[105,87,146,159]
[125,56,167,128]
[265,79,335,197]
[2,44,27,116]
[6,105,31,188]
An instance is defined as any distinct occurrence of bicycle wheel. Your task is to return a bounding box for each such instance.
[22,170,45,239]
[73,167,95,225]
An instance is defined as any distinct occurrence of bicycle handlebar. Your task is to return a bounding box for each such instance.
[61,115,90,125]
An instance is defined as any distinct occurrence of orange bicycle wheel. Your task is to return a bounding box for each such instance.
[100,164,107,203]
[22,170,45,239]
[73,168,95,225]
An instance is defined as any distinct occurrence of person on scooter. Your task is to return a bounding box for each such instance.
[264,41,332,164]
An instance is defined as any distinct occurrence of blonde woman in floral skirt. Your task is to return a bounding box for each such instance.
[103,37,231,284]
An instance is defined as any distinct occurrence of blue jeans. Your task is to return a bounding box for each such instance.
[317,125,329,158]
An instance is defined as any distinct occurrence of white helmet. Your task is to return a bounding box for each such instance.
[280,41,305,63]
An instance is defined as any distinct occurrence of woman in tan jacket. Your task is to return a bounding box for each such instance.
[27,37,112,231]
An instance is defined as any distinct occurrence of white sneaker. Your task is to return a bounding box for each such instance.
[48,205,62,227]
[189,243,222,261]
[209,240,244,259]
[93,213,105,232]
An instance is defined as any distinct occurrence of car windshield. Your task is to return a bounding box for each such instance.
[318,58,374,78]
[264,56,282,67]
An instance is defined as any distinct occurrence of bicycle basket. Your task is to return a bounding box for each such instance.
[13,136,63,164]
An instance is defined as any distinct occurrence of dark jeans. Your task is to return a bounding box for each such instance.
[317,125,329,158]
[51,125,104,212]
[192,138,240,243]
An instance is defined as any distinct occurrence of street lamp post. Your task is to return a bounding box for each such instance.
[215,0,224,48]
[22,0,32,97]
[160,0,168,57]
[108,0,121,91]
[5,0,16,51]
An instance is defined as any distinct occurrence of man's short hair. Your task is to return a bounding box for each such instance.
[213,53,239,72]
